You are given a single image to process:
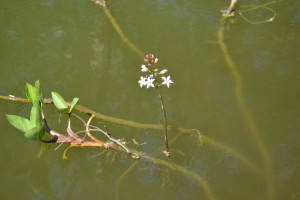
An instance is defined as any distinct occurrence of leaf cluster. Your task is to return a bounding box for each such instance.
[5,80,79,141]
[6,81,44,140]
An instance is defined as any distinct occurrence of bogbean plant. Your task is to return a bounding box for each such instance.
[5,54,174,157]
[138,54,174,157]
[6,80,79,142]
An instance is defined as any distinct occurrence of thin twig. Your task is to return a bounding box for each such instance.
[85,114,105,145]
[54,142,65,150]
[72,113,87,126]
[95,126,139,159]
[67,115,84,144]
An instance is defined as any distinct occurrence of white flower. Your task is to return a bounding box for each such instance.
[159,69,168,75]
[138,76,147,88]
[146,76,155,88]
[141,65,148,72]
[161,76,174,88]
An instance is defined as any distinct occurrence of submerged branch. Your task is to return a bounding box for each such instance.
[92,0,144,58]
[1,95,260,174]
[218,1,275,198]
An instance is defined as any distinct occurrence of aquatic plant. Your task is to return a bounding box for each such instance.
[138,53,174,157]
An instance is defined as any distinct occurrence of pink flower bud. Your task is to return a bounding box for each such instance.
[154,69,159,72]
[146,53,154,59]
[144,58,148,62]
[141,65,148,72]
[154,58,159,63]
[147,63,152,67]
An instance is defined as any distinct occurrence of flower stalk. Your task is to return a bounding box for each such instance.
[156,85,170,157]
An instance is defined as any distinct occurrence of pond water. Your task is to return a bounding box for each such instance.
[1,0,300,200]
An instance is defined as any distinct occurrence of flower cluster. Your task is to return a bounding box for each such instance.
[138,54,174,88]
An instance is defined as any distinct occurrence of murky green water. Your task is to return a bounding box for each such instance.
[1,0,300,199]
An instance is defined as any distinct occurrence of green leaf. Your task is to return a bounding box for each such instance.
[51,92,68,111]
[25,81,43,107]
[34,80,43,109]
[6,114,33,132]
[68,98,79,114]
[26,83,37,103]
[24,125,45,140]
[30,104,43,127]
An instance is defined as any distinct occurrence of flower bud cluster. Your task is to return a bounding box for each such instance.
[143,54,159,67]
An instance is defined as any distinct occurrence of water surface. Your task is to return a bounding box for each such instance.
[0,0,300,199]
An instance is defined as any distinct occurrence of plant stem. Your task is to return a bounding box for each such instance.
[156,86,170,156]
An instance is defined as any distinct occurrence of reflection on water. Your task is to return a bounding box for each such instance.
[0,0,300,200]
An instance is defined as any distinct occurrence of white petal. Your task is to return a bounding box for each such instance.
[161,76,173,88]
[138,76,147,87]
[159,69,168,74]
[146,77,155,88]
